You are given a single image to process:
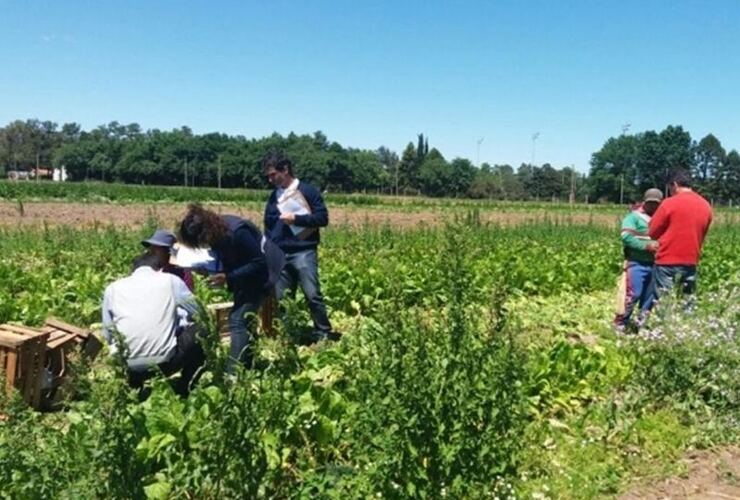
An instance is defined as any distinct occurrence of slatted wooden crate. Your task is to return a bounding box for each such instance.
[1,319,102,410]
[40,318,103,408]
[0,324,49,409]
[207,302,233,339]
[207,293,278,339]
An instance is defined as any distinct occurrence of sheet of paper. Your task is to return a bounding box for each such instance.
[171,244,220,272]
[278,191,312,236]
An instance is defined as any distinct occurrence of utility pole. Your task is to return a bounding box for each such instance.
[531,132,540,165]
[620,173,624,205]
[476,137,484,166]
[621,123,631,136]
[217,155,222,189]
[569,165,576,205]
[35,151,40,182]
[184,157,188,187]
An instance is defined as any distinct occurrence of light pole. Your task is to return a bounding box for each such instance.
[531,132,540,165]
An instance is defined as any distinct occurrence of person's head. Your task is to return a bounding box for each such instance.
[262,151,294,188]
[131,252,163,273]
[642,188,663,216]
[178,203,229,248]
[141,229,176,267]
[667,169,692,195]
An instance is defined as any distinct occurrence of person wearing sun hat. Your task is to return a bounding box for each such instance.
[142,229,194,291]
[614,187,663,332]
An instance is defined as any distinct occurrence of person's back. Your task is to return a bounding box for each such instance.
[648,170,713,300]
[650,190,712,266]
[103,266,185,368]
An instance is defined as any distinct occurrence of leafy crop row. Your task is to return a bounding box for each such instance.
[0,219,738,498]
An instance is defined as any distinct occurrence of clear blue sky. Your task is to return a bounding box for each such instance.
[1,0,738,172]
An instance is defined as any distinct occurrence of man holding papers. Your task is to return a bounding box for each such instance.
[263,152,335,342]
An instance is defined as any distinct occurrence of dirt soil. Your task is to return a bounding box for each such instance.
[621,447,740,500]
[0,201,622,229]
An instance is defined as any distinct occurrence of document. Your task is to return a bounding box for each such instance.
[278,189,314,237]
[170,244,220,273]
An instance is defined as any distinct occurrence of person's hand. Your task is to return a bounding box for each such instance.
[208,273,227,288]
[279,212,296,224]
[646,241,659,253]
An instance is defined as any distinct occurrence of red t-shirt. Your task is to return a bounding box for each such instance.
[648,190,713,265]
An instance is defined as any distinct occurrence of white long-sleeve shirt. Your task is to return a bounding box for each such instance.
[101,266,197,370]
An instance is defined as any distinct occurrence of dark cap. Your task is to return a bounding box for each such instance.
[141,229,177,248]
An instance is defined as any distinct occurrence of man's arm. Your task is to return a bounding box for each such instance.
[225,227,266,287]
[293,185,328,228]
[621,214,651,251]
[101,286,115,344]
[172,275,197,317]
[648,204,670,240]
[264,192,280,232]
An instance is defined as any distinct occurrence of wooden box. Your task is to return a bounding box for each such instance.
[208,293,278,339]
[1,319,102,410]
[0,324,50,409]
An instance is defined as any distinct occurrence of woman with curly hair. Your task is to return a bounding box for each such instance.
[179,204,268,369]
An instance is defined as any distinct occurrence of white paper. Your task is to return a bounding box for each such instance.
[171,244,220,272]
[278,192,312,236]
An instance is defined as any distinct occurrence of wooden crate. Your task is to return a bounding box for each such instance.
[207,293,279,339]
[208,302,234,339]
[40,318,103,408]
[0,324,49,409]
[1,319,102,410]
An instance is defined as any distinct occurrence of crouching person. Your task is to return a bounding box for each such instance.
[101,253,204,396]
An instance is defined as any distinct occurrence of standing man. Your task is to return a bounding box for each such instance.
[649,170,713,301]
[263,152,335,342]
[614,188,663,332]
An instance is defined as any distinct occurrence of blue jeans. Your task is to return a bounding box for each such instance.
[276,249,332,336]
[614,261,655,328]
[653,264,697,301]
[228,299,262,370]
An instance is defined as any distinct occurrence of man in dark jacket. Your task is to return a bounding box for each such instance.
[262,152,334,342]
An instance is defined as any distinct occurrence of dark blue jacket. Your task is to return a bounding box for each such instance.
[264,181,328,253]
[212,215,268,305]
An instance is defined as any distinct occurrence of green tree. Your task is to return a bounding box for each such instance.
[692,133,726,199]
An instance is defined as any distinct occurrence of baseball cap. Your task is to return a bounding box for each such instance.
[141,229,177,248]
[643,188,663,203]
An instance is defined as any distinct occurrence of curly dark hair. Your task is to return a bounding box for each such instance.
[178,203,229,248]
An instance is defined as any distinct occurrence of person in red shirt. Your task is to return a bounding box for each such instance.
[648,170,713,301]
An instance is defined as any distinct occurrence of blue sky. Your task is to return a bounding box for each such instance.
[1,0,738,172]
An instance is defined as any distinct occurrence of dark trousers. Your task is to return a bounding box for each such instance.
[276,248,332,336]
[227,298,263,371]
[128,324,205,397]
[652,264,698,311]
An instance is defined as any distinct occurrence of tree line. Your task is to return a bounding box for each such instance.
[1,119,737,203]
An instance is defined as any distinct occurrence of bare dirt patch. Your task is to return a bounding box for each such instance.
[621,447,740,500]
[0,201,622,229]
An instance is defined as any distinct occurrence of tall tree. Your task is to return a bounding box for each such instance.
[692,133,725,199]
